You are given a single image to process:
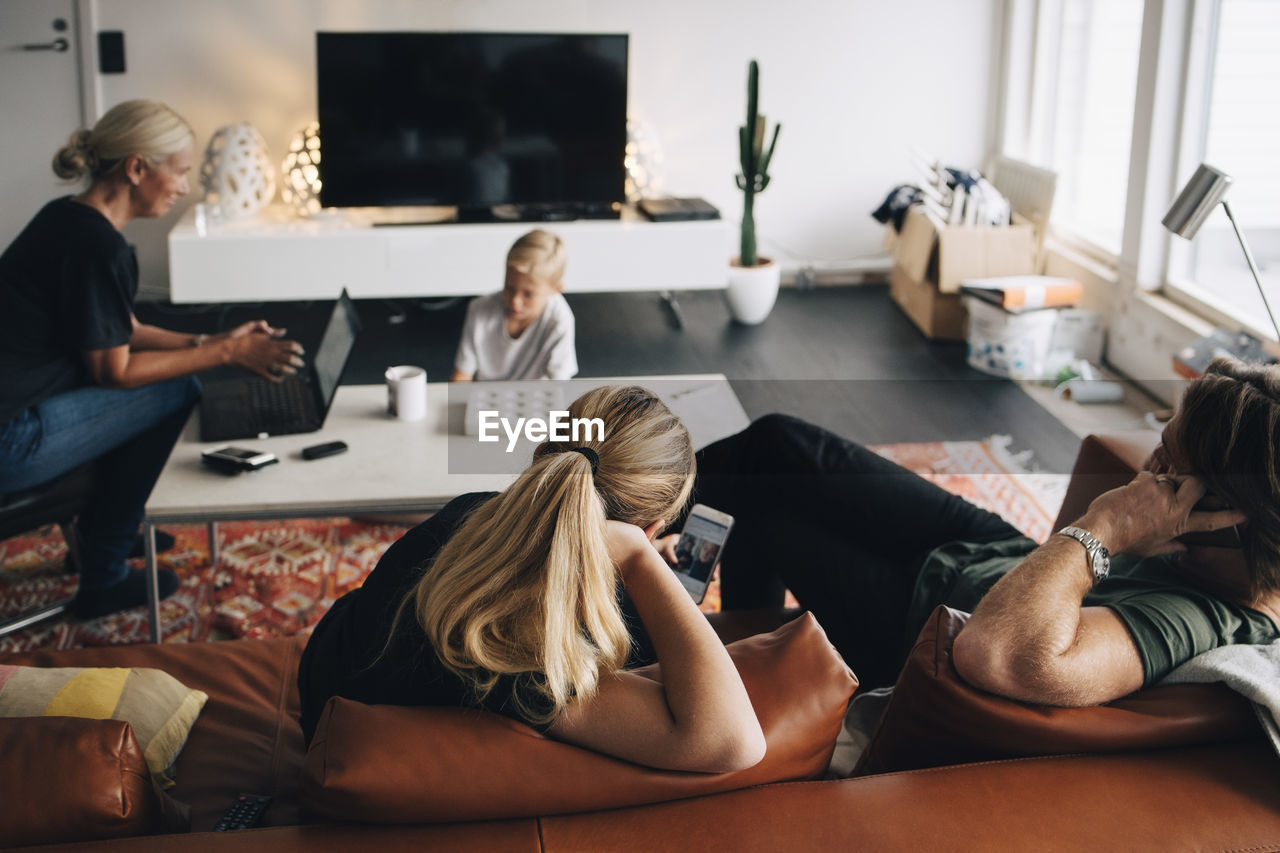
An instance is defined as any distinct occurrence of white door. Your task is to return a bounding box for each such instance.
[0,0,84,250]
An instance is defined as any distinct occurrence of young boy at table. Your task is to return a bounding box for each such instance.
[451,229,578,381]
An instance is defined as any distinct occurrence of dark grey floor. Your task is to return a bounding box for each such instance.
[136,284,1082,473]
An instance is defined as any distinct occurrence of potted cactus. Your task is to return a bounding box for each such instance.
[727,59,782,324]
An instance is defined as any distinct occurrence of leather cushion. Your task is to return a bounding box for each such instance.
[0,636,307,832]
[854,605,1260,775]
[0,716,189,846]
[300,611,856,823]
[0,664,208,787]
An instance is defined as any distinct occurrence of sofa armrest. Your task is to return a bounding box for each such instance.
[1054,430,1161,530]
[854,606,1258,776]
[0,717,190,847]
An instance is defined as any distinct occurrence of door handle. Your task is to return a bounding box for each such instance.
[21,38,70,52]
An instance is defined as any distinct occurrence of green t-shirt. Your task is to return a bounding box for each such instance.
[906,536,1280,685]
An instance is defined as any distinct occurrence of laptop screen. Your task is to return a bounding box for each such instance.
[313,294,358,405]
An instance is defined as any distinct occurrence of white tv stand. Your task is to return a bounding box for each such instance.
[167,204,730,303]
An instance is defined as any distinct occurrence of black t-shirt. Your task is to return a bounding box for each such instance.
[297,492,556,744]
[0,197,138,423]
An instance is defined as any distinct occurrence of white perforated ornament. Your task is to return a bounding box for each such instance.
[199,123,276,218]
[281,122,322,216]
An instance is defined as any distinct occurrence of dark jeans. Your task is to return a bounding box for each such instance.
[0,377,202,590]
[692,414,1021,689]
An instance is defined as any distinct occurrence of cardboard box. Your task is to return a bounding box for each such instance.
[1047,308,1105,368]
[891,263,966,340]
[963,296,1059,378]
[893,205,1037,293]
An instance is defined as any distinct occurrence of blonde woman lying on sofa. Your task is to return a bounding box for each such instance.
[298,385,766,774]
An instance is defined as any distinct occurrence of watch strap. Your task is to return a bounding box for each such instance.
[1056,525,1111,585]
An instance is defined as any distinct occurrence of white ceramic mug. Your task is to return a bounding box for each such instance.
[385,365,427,421]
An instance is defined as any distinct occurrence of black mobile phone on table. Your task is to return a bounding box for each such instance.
[201,445,278,474]
[1178,493,1243,548]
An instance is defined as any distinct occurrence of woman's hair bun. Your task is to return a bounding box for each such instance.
[52,128,96,181]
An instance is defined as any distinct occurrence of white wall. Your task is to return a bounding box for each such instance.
[79,0,999,298]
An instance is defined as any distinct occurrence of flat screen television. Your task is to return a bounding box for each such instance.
[316,31,629,219]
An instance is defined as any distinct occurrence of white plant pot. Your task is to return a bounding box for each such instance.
[726,256,780,324]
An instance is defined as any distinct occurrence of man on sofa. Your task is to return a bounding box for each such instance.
[696,356,1280,706]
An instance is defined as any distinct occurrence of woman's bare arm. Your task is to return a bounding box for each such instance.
[130,317,287,351]
[83,318,303,388]
[547,522,765,773]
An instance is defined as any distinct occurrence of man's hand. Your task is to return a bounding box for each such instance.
[1076,471,1246,558]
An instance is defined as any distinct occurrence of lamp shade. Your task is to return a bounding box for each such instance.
[1162,163,1232,239]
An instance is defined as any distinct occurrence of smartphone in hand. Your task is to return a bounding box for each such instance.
[1178,493,1243,548]
[671,504,734,604]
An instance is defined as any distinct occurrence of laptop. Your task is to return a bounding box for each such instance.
[199,290,362,442]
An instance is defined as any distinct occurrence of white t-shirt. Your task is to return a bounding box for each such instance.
[453,291,578,381]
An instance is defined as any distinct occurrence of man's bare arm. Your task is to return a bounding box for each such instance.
[952,471,1246,706]
[951,535,1144,705]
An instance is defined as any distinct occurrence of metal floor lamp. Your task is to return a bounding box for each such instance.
[1162,163,1280,343]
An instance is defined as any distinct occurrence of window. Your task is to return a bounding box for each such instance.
[1019,0,1145,253]
[1004,0,1280,342]
[1165,0,1280,336]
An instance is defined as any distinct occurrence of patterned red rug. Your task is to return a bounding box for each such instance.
[0,437,1066,653]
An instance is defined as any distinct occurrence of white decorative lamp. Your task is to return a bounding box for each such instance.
[198,123,276,219]
[624,117,664,204]
[1163,163,1280,341]
[281,121,323,217]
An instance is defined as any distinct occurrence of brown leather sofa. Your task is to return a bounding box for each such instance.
[6,432,1280,852]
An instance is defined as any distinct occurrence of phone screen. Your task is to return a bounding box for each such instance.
[673,507,732,603]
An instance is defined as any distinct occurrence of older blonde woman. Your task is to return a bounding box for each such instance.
[0,100,302,619]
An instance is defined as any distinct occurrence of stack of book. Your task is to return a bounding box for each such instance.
[959,275,1084,312]
[959,274,1101,380]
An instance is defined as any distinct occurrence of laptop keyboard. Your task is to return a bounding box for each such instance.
[246,376,312,432]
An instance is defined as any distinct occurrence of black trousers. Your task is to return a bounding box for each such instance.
[691,414,1020,689]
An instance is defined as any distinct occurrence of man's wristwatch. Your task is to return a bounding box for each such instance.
[1056,526,1111,585]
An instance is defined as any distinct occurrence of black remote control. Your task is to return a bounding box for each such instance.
[302,440,348,460]
[214,793,272,831]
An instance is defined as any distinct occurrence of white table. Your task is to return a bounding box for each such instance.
[141,375,750,642]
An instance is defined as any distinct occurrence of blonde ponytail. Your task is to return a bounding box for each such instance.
[408,385,695,725]
[51,99,193,183]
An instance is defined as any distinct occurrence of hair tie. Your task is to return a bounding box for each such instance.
[570,447,599,475]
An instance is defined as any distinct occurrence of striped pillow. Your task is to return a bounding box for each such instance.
[0,665,207,788]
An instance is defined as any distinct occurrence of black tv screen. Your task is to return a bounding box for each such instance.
[316,32,629,211]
